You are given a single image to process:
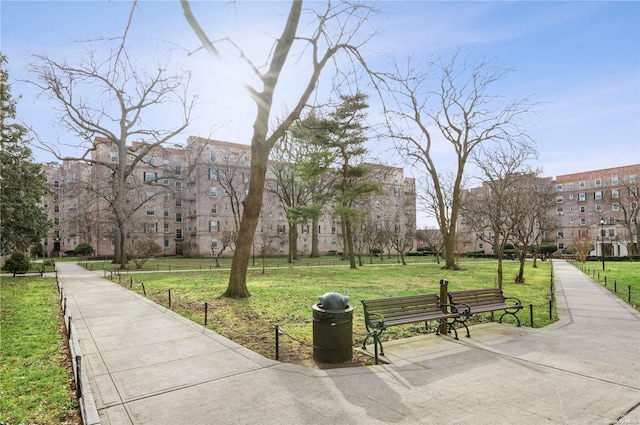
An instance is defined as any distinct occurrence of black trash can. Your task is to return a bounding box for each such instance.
[312,292,353,363]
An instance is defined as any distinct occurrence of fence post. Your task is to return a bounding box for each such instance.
[628,286,632,304]
[142,283,146,296]
[604,276,607,286]
[275,325,280,361]
[130,277,133,289]
[529,304,534,328]
[168,289,172,309]
[204,302,208,327]
[549,299,553,320]
[75,355,82,398]
[614,280,617,293]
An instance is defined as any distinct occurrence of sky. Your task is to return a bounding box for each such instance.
[2,1,639,225]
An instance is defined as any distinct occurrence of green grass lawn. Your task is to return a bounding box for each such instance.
[0,277,79,424]
[106,258,556,364]
[574,261,640,310]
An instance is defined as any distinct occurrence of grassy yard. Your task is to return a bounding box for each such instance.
[0,277,80,425]
[105,259,555,365]
[574,261,640,310]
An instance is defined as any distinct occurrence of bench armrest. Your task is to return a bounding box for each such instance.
[364,312,386,332]
[504,296,522,306]
[449,302,471,315]
[440,303,465,315]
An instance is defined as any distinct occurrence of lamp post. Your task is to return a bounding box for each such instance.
[599,217,606,271]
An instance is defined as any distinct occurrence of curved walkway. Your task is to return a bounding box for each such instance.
[58,260,639,425]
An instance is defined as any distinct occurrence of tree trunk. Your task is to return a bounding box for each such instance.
[224,142,267,298]
[345,220,357,269]
[310,216,319,257]
[288,223,298,262]
[497,256,504,289]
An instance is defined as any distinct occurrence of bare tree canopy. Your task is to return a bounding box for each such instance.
[27,12,196,268]
[385,50,536,270]
[182,0,378,297]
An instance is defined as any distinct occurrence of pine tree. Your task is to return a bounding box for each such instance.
[0,54,51,254]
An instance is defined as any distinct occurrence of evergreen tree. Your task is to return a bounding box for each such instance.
[0,54,51,254]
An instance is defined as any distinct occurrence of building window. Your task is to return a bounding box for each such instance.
[143,172,156,182]
[595,204,602,212]
[580,206,586,213]
[54,217,60,225]
[612,189,619,198]
[175,181,182,191]
[557,231,564,238]
[210,152,217,162]
[211,204,217,214]
[54,205,60,213]
[209,221,219,232]
[595,179,601,187]
[580,218,586,225]
[578,193,586,201]
[209,169,217,180]
[53,180,60,188]
[162,178,169,185]
[612,176,619,185]
[164,239,170,249]
[556,184,563,191]
[210,187,217,197]
[175,229,183,239]
[594,191,602,200]
[558,243,564,250]
[174,166,182,176]
[556,207,563,215]
[176,212,183,223]
[556,196,563,203]
[164,223,170,233]
[579,181,585,189]
[164,208,169,217]
[175,199,182,207]
[612,203,620,211]
[146,207,155,216]
[630,174,637,184]
[163,193,170,201]
[608,229,615,237]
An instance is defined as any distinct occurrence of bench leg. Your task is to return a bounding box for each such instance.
[499,310,521,327]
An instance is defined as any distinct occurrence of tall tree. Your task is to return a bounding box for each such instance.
[182,0,376,296]
[314,92,377,269]
[386,51,535,270]
[0,54,51,254]
[29,14,195,268]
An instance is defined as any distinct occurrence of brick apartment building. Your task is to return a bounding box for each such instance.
[554,164,640,257]
[457,164,640,257]
[41,136,417,258]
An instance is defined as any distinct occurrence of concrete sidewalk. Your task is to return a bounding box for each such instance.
[58,260,640,425]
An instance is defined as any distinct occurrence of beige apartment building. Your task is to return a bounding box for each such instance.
[41,136,417,258]
[457,164,640,257]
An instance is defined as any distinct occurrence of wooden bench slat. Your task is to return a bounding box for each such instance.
[361,293,462,364]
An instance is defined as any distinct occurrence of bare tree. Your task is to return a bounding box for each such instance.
[416,227,444,264]
[386,51,535,270]
[461,145,537,288]
[382,213,415,265]
[182,0,377,297]
[616,178,640,256]
[131,238,162,269]
[29,15,195,268]
[510,173,555,282]
[568,234,594,263]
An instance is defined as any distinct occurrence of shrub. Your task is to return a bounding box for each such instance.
[3,251,30,275]
[74,243,94,257]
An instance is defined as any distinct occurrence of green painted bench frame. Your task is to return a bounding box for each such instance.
[361,293,463,364]
[448,288,523,338]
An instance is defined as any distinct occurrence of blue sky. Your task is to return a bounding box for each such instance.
[2,1,639,185]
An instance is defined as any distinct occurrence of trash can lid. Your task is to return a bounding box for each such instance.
[317,292,350,311]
